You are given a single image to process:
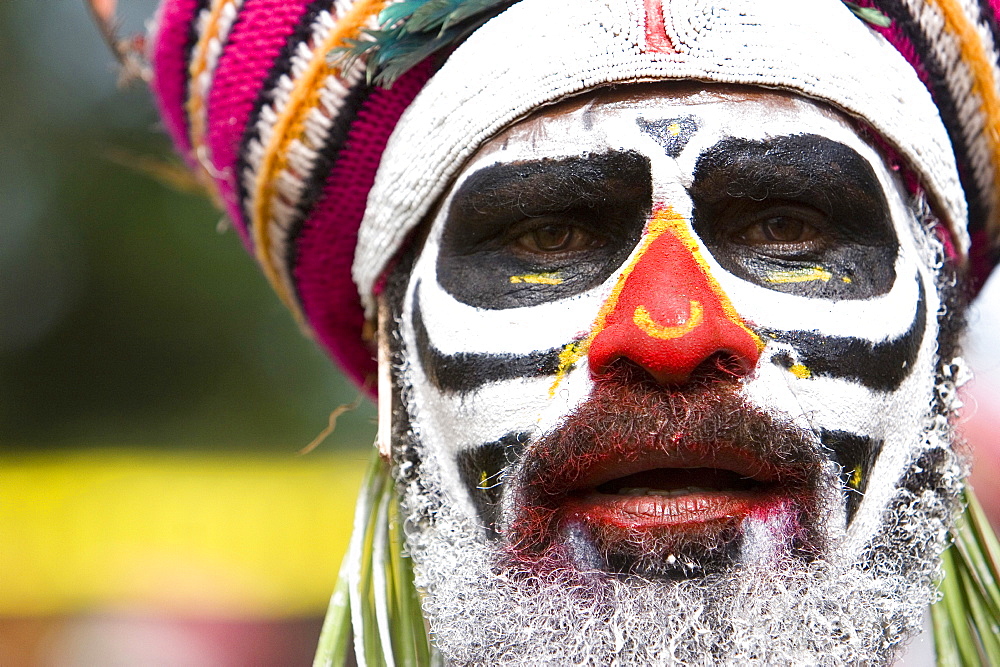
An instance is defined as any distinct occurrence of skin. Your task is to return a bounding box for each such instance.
[384,83,962,662]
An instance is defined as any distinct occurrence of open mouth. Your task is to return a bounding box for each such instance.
[503,432,822,578]
[578,466,770,520]
[475,373,826,578]
[533,447,810,576]
[564,453,786,530]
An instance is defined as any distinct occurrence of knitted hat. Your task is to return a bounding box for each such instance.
[149,0,1000,388]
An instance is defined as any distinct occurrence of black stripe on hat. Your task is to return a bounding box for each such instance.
[975,0,1000,62]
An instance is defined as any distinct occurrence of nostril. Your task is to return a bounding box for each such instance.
[600,358,668,387]
[692,351,753,382]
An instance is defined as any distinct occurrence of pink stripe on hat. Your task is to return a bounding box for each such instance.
[150,0,203,164]
[204,0,317,245]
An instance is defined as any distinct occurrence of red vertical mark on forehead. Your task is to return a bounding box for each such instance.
[588,207,763,384]
[643,0,676,53]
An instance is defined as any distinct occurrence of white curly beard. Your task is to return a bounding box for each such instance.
[392,360,966,666]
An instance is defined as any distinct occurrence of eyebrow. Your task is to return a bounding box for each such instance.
[448,150,652,223]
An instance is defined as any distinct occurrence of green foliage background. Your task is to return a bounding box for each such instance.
[0,1,375,452]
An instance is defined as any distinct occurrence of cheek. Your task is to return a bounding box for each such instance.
[397,256,604,508]
[740,261,943,553]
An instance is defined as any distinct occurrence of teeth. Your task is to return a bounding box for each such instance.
[650,486,711,497]
[616,486,713,497]
[617,487,650,496]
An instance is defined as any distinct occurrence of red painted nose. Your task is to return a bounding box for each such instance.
[588,208,763,385]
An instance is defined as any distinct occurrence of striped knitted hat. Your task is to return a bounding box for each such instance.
[149,0,1000,388]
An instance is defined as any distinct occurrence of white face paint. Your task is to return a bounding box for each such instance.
[385,84,965,663]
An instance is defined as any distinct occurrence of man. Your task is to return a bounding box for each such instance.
[142,0,999,663]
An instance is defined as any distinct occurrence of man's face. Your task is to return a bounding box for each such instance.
[386,84,964,663]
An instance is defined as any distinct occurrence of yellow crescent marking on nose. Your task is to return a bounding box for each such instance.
[633,300,703,339]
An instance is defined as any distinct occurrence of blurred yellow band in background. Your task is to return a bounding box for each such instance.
[0,449,367,618]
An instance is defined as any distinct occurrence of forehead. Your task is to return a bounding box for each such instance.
[468,83,864,168]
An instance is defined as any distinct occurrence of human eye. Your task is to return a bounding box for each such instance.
[731,204,828,255]
[690,134,899,299]
[511,219,607,256]
[435,151,651,309]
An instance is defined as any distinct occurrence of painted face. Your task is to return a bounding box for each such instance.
[385,84,965,663]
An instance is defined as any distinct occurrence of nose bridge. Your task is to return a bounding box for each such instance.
[587,207,763,384]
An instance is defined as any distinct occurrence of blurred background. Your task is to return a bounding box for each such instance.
[0,1,997,665]
[1,2,374,665]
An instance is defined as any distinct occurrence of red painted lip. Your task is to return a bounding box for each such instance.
[547,442,806,539]
[562,488,787,533]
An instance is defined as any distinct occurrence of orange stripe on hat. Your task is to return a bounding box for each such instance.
[927,0,1000,239]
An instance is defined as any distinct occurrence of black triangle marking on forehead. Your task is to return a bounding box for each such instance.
[765,279,926,393]
[410,284,571,393]
[636,116,698,158]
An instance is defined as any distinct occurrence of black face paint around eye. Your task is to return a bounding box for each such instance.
[436,150,652,309]
[690,134,899,300]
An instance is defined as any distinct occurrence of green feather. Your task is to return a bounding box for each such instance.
[932,487,1000,666]
[442,0,506,29]
[406,0,465,33]
[328,0,515,86]
[378,2,426,29]
[842,1,893,28]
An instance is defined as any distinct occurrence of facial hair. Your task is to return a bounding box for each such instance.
[503,364,826,579]
[396,416,961,665]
